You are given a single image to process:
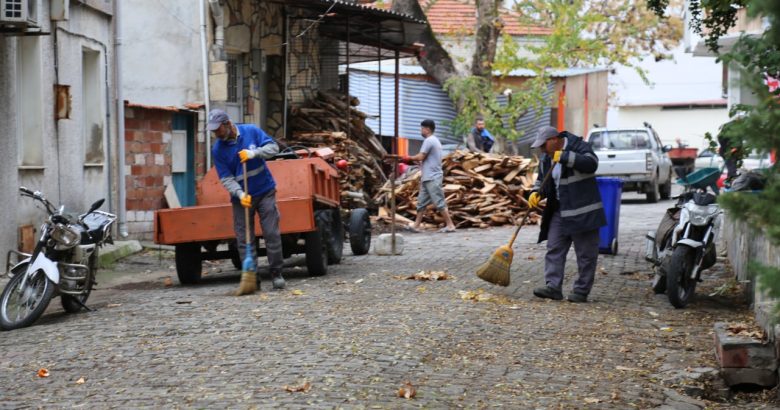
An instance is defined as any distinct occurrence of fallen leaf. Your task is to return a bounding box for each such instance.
[416,286,426,293]
[660,327,673,332]
[106,303,122,308]
[163,277,174,287]
[584,397,601,404]
[397,381,416,399]
[615,366,639,372]
[406,270,450,281]
[648,311,659,317]
[598,267,608,275]
[175,300,192,304]
[611,392,619,400]
[354,279,364,284]
[284,381,311,393]
[37,368,49,378]
[291,289,304,296]
[75,377,85,385]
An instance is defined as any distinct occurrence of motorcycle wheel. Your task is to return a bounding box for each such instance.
[666,245,697,309]
[651,273,667,294]
[0,266,56,330]
[61,254,97,313]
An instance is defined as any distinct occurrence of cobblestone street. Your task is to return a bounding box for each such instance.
[0,193,775,408]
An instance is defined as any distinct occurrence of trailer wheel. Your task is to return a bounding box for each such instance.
[328,209,344,265]
[175,242,203,284]
[349,208,371,255]
[305,220,328,276]
[228,242,242,270]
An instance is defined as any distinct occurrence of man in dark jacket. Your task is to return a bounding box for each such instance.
[527,126,606,303]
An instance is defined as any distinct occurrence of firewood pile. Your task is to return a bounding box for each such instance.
[374,150,541,229]
[286,90,388,208]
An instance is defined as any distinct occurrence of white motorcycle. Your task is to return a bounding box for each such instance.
[1,187,116,330]
[646,190,722,308]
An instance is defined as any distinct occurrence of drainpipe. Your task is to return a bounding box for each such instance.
[114,0,128,237]
[200,0,211,168]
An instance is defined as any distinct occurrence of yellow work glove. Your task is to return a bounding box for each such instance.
[238,149,255,163]
[240,193,252,208]
[552,150,562,163]
[528,192,541,209]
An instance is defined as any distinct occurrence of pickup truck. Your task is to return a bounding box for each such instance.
[586,126,674,203]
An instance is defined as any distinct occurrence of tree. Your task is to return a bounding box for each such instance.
[390,0,683,152]
[650,0,780,311]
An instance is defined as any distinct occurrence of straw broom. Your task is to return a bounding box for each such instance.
[235,161,258,296]
[476,165,553,287]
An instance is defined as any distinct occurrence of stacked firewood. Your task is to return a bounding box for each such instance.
[286,90,388,208]
[374,150,541,228]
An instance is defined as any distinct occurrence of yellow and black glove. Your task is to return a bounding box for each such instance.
[238,149,256,163]
[240,192,252,208]
[552,150,562,163]
[528,192,541,209]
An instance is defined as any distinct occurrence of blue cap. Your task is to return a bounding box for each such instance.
[207,109,230,131]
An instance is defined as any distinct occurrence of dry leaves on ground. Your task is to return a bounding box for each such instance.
[75,377,85,385]
[399,270,451,281]
[37,368,49,378]
[727,322,767,341]
[163,277,174,287]
[291,289,304,296]
[397,381,416,399]
[458,289,514,305]
[284,381,311,393]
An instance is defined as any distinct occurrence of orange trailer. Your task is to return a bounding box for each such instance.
[154,151,371,284]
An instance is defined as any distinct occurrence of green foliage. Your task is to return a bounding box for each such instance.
[443,0,682,148]
[654,0,780,312]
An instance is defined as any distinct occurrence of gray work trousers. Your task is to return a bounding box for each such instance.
[544,211,600,295]
[232,189,284,274]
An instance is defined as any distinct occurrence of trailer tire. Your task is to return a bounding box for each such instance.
[305,224,328,276]
[349,208,371,255]
[175,242,202,284]
[228,242,242,270]
[320,209,344,264]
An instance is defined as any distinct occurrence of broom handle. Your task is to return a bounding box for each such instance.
[508,163,555,248]
[243,161,251,245]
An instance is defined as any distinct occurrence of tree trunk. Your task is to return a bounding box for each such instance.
[472,0,502,78]
[391,0,462,87]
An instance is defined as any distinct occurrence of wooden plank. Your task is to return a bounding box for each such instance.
[479,183,496,194]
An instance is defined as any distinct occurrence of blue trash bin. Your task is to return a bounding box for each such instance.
[596,177,623,255]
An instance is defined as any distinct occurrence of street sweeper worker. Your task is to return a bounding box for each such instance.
[526,126,606,303]
[209,109,285,294]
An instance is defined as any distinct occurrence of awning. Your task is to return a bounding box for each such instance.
[269,0,427,56]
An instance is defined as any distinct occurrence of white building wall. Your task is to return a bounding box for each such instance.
[0,2,114,258]
[614,106,729,150]
[122,0,203,106]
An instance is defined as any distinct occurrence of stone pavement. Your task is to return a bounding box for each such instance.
[0,193,776,408]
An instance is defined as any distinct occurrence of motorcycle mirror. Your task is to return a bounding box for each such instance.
[88,199,105,214]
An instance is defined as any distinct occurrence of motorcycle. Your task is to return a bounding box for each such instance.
[0,187,116,330]
[646,189,722,308]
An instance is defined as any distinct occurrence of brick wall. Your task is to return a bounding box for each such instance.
[124,106,207,240]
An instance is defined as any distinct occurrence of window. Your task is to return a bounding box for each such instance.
[225,55,243,121]
[82,49,104,164]
[592,131,653,150]
[17,36,43,167]
[227,57,238,103]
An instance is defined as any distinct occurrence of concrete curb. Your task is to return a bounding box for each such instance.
[98,240,143,268]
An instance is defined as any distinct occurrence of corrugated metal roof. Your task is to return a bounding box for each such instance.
[349,71,553,146]
[345,61,608,78]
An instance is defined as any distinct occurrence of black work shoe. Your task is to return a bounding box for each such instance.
[567,292,588,303]
[533,286,563,300]
[272,273,286,290]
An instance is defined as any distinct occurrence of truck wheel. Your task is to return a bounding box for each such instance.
[660,177,672,200]
[175,242,203,284]
[320,209,344,264]
[646,177,659,203]
[349,208,371,255]
[305,224,328,276]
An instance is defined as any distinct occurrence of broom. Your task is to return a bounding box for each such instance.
[235,161,258,296]
[476,164,554,286]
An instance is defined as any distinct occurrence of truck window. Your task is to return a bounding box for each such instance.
[589,132,605,149]
[605,131,651,150]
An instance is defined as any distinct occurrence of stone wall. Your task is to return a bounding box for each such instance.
[723,213,780,307]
